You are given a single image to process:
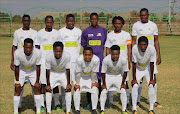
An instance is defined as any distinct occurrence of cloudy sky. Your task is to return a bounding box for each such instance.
[0,0,180,16]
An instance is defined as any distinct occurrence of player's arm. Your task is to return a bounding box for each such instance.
[10,45,17,71]
[65,69,72,92]
[127,44,132,69]
[14,65,22,95]
[81,31,87,48]
[149,62,155,86]
[121,72,127,89]
[131,62,138,87]
[101,73,107,90]
[154,35,161,65]
[35,45,40,49]
[45,69,52,92]
[106,47,110,55]
[33,65,41,94]
[15,65,20,82]
[132,36,137,46]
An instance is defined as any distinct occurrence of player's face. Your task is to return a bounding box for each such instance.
[90,15,98,27]
[22,17,30,29]
[139,42,148,52]
[140,11,149,23]
[83,50,93,62]
[54,46,63,59]
[24,43,33,56]
[113,19,123,32]
[66,17,75,29]
[45,18,54,30]
[111,50,120,62]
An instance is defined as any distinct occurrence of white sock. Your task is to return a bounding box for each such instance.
[154,83,157,103]
[53,93,59,106]
[14,96,20,113]
[132,84,138,111]
[18,88,24,108]
[126,89,130,104]
[61,86,66,105]
[148,84,154,111]
[40,94,45,107]
[34,95,41,113]
[65,92,72,113]
[46,92,52,113]
[73,89,80,111]
[31,89,36,107]
[121,88,127,111]
[108,91,114,104]
[100,89,107,111]
[91,87,98,110]
[137,83,143,103]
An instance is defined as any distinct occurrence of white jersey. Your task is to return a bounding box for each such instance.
[76,54,100,76]
[132,20,158,46]
[36,28,59,59]
[132,44,156,71]
[105,30,131,58]
[14,48,41,73]
[102,54,129,75]
[13,28,38,48]
[59,27,82,62]
[45,52,70,73]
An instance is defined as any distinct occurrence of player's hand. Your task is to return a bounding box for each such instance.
[65,84,72,92]
[156,56,161,65]
[149,80,155,86]
[131,79,138,87]
[120,83,126,90]
[74,84,80,91]
[15,83,22,93]
[10,62,15,71]
[34,82,40,89]
[91,82,99,88]
[45,85,52,92]
[101,84,107,90]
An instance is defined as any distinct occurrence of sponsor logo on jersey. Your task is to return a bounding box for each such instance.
[88,34,94,37]
[31,58,35,62]
[52,37,56,39]
[74,34,78,37]
[97,33,102,36]
[43,37,48,41]
[29,35,32,38]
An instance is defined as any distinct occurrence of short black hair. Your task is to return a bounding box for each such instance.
[138,36,148,45]
[110,45,120,51]
[24,38,33,45]
[66,14,75,20]
[83,47,93,54]
[112,16,125,25]
[22,14,30,20]
[53,41,64,49]
[90,12,98,18]
[45,15,54,22]
[140,8,149,14]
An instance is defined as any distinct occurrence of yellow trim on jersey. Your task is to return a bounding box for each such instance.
[65,41,77,47]
[140,35,152,40]
[52,67,65,72]
[89,40,101,46]
[43,44,53,50]
[82,70,92,75]
[138,61,149,67]
[107,68,121,73]
[118,44,125,50]
[22,65,34,70]
[21,43,24,47]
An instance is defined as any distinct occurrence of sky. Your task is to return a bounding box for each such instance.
[0,0,180,16]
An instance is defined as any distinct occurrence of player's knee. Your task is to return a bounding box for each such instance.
[53,86,59,94]
[33,86,40,95]
[40,84,46,94]
[14,86,22,96]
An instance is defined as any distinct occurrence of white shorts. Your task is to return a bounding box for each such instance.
[78,74,97,93]
[136,68,154,86]
[106,74,124,93]
[18,70,36,87]
[70,62,76,83]
[50,71,67,89]
[40,58,46,84]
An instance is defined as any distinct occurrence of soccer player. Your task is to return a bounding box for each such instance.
[13,38,41,114]
[100,45,128,114]
[81,12,107,108]
[10,14,38,111]
[45,41,72,114]
[58,14,82,108]
[36,15,60,112]
[105,16,132,108]
[131,36,156,114]
[73,47,99,114]
[132,8,162,108]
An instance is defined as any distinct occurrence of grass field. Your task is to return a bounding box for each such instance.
[0,36,180,114]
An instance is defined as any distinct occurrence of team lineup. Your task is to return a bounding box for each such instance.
[11,8,162,114]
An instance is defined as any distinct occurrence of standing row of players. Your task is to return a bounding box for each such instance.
[11,8,162,114]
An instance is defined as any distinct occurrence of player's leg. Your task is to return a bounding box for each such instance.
[137,78,143,108]
[120,88,127,112]
[153,75,162,108]
[53,86,60,110]
[100,89,107,113]
[73,88,81,112]
[18,87,24,111]
[108,91,114,107]
[91,86,98,113]
[46,89,52,113]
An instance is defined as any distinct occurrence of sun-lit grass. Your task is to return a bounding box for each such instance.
[0,36,180,114]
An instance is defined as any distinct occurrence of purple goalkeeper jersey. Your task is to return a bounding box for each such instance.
[81,25,107,79]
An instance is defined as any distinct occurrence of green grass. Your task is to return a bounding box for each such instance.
[0,36,180,114]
